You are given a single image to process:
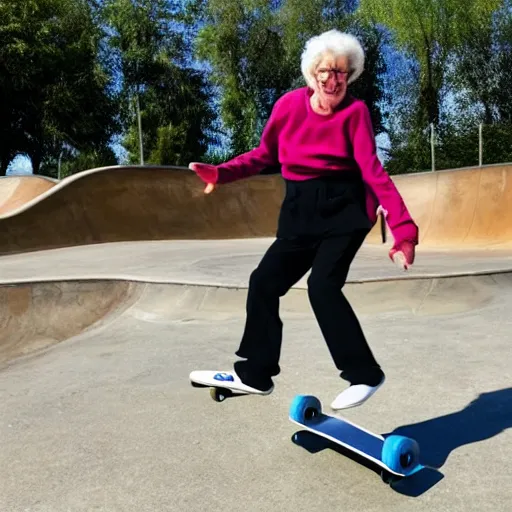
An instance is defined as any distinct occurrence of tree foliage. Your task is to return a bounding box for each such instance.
[359,0,501,127]
[191,0,291,156]
[2,0,511,177]
[0,0,119,175]
[191,0,387,158]
[103,0,215,166]
[447,0,512,125]
[359,0,510,173]
[121,63,216,165]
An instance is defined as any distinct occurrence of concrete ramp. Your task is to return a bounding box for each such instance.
[367,164,512,248]
[0,280,140,365]
[2,270,511,366]
[1,163,512,255]
[0,175,57,215]
[0,166,285,255]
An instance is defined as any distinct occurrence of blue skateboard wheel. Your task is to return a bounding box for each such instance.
[382,435,420,474]
[289,395,322,423]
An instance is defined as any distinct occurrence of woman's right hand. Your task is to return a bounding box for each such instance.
[389,240,416,270]
[188,162,218,194]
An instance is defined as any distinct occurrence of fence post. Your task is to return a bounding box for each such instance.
[58,150,63,180]
[479,123,483,167]
[430,123,435,171]
[136,93,144,166]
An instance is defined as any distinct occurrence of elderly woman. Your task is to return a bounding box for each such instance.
[189,29,418,410]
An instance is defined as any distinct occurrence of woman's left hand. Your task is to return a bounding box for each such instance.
[389,240,416,270]
[189,162,218,194]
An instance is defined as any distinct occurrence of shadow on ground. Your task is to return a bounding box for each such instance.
[389,387,512,469]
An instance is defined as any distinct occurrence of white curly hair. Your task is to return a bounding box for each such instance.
[301,29,365,88]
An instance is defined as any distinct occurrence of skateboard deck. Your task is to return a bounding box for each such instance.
[289,394,424,484]
[189,371,271,402]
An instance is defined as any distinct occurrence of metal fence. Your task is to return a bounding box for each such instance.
[429,123,487,172]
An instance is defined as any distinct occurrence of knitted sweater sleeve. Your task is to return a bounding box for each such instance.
[349,101,419,245]
[211,100,283,185]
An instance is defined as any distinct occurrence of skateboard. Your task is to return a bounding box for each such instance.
[289,394,424,485]
[189,372,264,402]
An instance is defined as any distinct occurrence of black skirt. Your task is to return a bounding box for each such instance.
[276,172,372,240]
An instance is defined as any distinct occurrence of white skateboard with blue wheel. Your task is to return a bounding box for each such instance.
[289,395,424,485]
[189,371,273,402]
[190,372,242,402]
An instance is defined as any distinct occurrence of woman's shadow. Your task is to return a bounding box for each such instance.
[384,386,512,495]
[390,387,512,468]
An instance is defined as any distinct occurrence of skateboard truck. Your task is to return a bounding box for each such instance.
[190,381,236,402]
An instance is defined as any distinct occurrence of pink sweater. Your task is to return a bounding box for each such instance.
[208,87,418,245]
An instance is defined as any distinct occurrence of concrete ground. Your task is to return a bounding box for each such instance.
[2,238,512,285]
[1,240,512,511]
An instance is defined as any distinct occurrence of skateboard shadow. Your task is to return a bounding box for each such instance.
[387,387,512,470]
[291,430,443,497]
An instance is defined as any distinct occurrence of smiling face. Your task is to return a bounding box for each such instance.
[313,52,350,110]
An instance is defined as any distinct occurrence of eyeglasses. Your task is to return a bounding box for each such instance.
[316,68,349,82]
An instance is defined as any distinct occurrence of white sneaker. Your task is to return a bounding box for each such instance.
[189,370,274,395]
[330,377,385,410]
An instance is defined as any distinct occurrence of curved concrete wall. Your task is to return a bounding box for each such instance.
[0,175,57,215]
[1,163,512,255]
[366,163,512,248]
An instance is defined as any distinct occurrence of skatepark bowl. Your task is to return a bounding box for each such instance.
[1,163,512,511]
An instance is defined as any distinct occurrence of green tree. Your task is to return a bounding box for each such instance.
[359,0,504,174]
[358,0,501,129]
[192,0,388,158]
[122,64,216,165]
[193,0,292,156]
[103,0,214,165]
[448,0,512,125]
[42,146,119,180]
[0,0,119,175]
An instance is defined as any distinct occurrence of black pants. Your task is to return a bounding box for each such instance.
[234,175,384,390]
